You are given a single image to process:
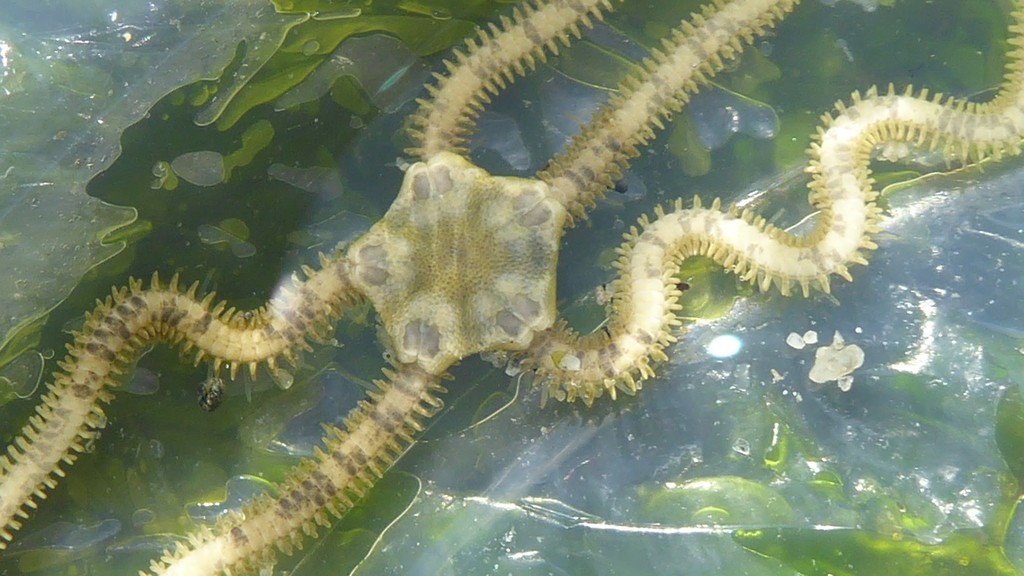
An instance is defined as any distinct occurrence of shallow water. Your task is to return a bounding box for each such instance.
[0,0,1023,574]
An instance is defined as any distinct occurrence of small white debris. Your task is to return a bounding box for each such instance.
[808,331,865,387]
[395,157,412,171]
[504,358,522,377]
[786,332,806,350]
[786,330,818,350]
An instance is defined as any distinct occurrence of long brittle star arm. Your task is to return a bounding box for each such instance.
[0,254,359,549]
[146,364,444,576]
[407,0,615,159]
[525,5,1024,406]
[540,0,800,219]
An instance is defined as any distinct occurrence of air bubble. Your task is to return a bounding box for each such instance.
[732,438,751,456]
[131,508,154,527]
[170,150,226,187]
[271,369,295,390]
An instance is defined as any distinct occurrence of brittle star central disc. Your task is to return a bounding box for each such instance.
[348,152,567,373]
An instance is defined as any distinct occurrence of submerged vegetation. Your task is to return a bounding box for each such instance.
[0,0,1022,574]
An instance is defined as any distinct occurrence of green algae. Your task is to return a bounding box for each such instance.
[0,0,1022,575]
[735,528,1019,576]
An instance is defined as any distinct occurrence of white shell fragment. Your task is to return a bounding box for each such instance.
[808,331,865,386]
[785,332,806,350]
[785,329,819,350]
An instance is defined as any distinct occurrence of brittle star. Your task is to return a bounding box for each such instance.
[1,0,1023,574]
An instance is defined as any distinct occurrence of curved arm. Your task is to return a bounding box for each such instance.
[146,364,445,576]
[406,0,615,160]
[525,0,1024,403]
[0,253,361,550]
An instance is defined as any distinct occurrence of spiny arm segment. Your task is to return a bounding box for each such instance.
[0,253,360,550]
[540,0,800,219]
[525,3,1024,405]
[147,364,444,576]
[406,0,615,160]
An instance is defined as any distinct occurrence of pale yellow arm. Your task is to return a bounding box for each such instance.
[407,0,615,159]
[540,0,801,219]
[147,364,444,576]
[525,4,1024,405]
